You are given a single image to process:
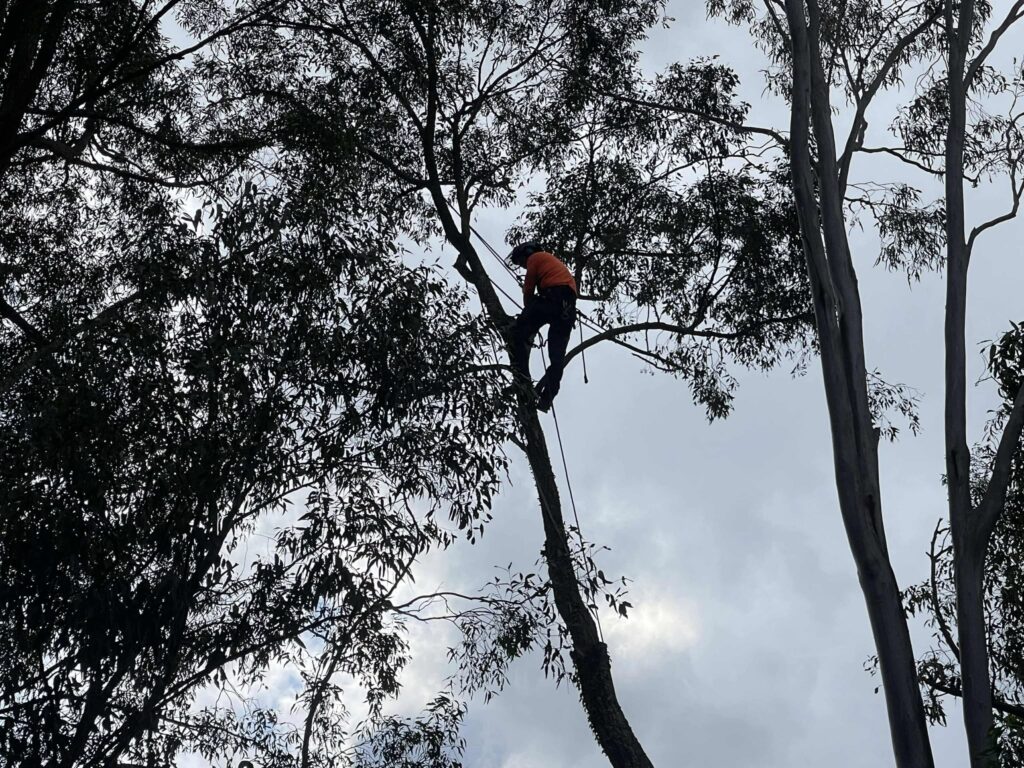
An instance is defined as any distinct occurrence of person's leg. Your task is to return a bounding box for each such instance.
[537,290,576,406]
[511,300,548,386]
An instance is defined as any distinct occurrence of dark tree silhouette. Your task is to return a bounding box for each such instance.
[0,177,518,766]
[1,4,520,766]
[903,323,1024,766]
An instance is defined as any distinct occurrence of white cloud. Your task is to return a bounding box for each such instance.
[602,591,700,666]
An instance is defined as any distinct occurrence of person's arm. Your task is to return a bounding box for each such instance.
[523,254,537,304]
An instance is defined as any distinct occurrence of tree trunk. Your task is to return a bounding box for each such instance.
[437,213,654,767]
[783,2,935,765]
[859,556,937,768]
[0,0,75,175]
[519,403,654,768]
[952,547,994,766]
[943,2,997,762]
[412,8,654,759]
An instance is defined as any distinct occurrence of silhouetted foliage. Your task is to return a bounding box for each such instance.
[209,3,815,765]
[0,176,516,766]
[2,4,522,766]
[11,1,993,767]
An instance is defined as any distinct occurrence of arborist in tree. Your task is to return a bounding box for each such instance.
[507,242,577,412]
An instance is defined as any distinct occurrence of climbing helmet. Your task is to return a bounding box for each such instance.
[508,241,542,267]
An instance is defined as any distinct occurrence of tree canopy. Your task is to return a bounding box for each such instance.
[3,1,1024,767]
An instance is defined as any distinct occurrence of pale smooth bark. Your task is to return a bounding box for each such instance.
[942,5,990,761]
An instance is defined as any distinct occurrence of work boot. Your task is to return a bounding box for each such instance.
[535,382,552,412]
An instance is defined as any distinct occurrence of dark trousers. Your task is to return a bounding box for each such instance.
[511,285,577,400]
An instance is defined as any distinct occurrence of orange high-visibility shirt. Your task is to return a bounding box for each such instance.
[523,251,577,300]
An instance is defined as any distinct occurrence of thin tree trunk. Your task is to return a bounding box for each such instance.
[952,549,994,766]
[783,2,935,765]
[943,1,997,762]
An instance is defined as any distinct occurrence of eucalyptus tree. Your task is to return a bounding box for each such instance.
[0,0,282,398]
[0,0,278,185]
[227,2,816,765]
[1,3,521,766]
[939,3,1024,762]
[0,168,519,767]
[696,0,1024,765]
[776,5,942,762]
[887,7,1024,761]
[512,71,811,419]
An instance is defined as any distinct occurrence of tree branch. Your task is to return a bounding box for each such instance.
[977,379,1024,542]
[28,136,232,188]
[967,176,1023,253]
[858,145,944,177]
[0,289,143,395]
[964,0,1024,90]
[562,314,812,368]
[12,2,281,157]
[0,295,48,345]
[598,89,788,147]
[928,521,960,661]
[927,677,1024,719]
[290,7,425,136]
[838,7,943,195]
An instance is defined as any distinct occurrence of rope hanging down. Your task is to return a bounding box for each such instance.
[539,339,604,642]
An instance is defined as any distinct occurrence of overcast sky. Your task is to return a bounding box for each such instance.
[376,5,1024,768]
[179,3,1024,767]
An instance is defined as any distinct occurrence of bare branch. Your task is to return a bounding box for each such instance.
[928,521,960,661]
[967,177,1023,253]
[858,145,945,177]
[964,0,1024,90]
[838,7,943,195]
[562,314,812,368]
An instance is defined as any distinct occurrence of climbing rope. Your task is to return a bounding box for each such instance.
[539,341,604,642]
[578,321,589,384]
